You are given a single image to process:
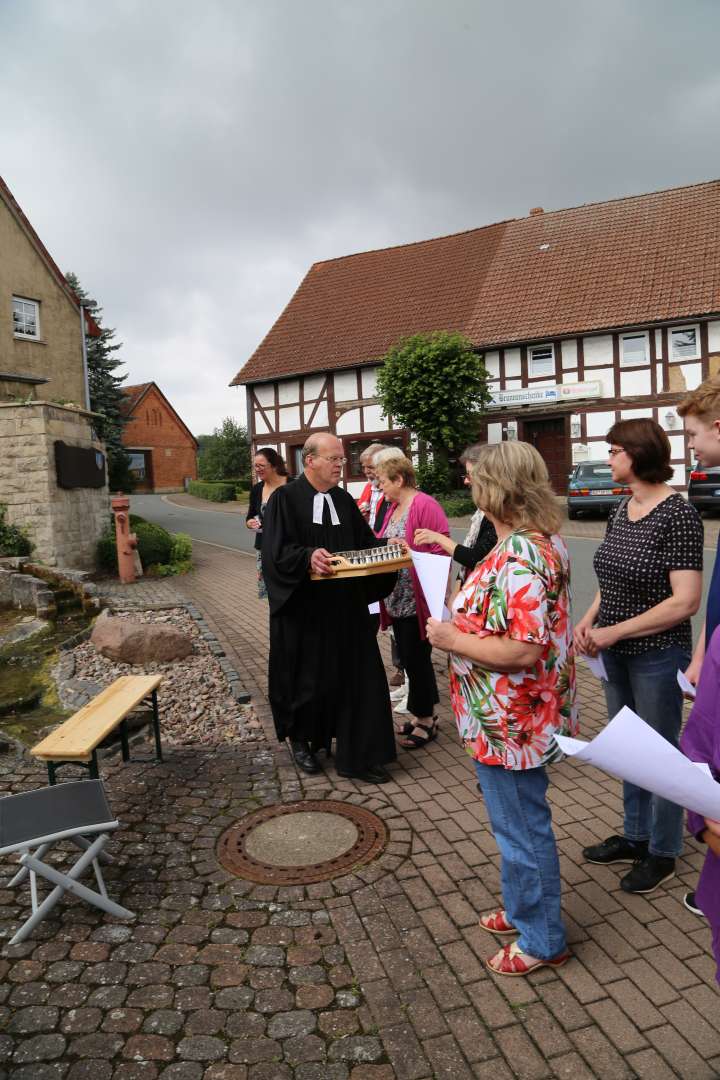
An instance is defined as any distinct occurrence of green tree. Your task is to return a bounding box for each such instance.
[64,272,133,491]
[197,417,250,482]
[375,331,491,474]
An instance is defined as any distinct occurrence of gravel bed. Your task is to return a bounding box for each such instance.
[70,607,262,747]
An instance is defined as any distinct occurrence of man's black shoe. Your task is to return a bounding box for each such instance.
[289,740,320,775]
[683,891,705,916]
[621,855,676,894]
[583,835,648,865]
[337,765,391,784]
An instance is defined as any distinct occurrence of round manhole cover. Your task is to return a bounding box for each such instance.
[217,799,388,884]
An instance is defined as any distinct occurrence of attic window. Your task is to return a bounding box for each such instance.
[620,332,648,366]
[12,296,40,339]
[670,325,700,361]
[529,344,554,377]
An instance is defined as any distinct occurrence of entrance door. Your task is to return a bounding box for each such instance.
[520,417,570,495]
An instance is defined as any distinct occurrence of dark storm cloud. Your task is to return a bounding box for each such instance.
[2,0,719,432]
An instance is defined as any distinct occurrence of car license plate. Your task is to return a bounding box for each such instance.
[593,489,613,496]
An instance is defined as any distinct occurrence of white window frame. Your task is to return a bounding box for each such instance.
[528,343,555,377]
[670,324,701,361]
[619,331,649,367]
[12,295,40,340]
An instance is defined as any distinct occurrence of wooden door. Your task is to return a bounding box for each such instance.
[520,417,570,495]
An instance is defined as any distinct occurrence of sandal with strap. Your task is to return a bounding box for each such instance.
[399,718,439,750]
[394,721,413,736]
[479,910,516,935]
[486,940,571,978]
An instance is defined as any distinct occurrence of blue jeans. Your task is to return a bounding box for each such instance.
[474,760,566,960]
[601,645,688,859]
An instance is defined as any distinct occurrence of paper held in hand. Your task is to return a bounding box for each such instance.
[409,550,452,622]
[554,706,720,821]
[578,652,608,680]
[677,668,697,698]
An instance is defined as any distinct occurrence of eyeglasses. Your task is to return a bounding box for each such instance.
[608,448,626,457]
[314,455,347,465]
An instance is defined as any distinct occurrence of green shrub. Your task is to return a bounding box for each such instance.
[135,522,173,568]
[188,480,237,502]
[435,493,476,518]
[170,533,193,562]
[416,460,453,495]
[0,504,33,557]
[146,559,192,577]
[97,529,117,571]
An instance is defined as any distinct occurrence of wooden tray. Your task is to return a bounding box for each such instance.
[310,546,411,580]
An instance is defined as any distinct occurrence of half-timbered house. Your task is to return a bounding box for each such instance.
[231,180,720,495]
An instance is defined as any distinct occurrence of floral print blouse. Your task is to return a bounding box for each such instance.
[449,530,577,770]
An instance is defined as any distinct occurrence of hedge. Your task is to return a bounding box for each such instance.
[97,520,174,572]
[188,480,237,502]
[434,492,476,518]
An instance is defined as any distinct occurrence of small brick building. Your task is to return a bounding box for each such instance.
[120,382,198,493]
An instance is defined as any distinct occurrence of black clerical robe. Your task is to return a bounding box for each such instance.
[262,474,397,773]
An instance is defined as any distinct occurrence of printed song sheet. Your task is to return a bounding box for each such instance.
[554,706,720,821]
[410,550,452,622]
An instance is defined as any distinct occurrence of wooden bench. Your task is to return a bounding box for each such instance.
[32,675,163,785]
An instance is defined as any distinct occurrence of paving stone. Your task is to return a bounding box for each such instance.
[123,1035,176,1062]
[143,1010,187,1036]
[214,986,255,1010]
[423,1033,475,1080]
[12,1033,67,1063]
[60,1007,103,1034]
[157,1065,204,1080]
[295,985,335,1010]
[228,1039,282,1065]
[176,1036,227,1062]
[8,1005,60,1033]
[266,1010,317,1039]
[203,1067,248,1080]
[318,1010,360,1038]
[379,1022,430,1079]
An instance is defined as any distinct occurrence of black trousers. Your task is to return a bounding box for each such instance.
[391,615,439,719]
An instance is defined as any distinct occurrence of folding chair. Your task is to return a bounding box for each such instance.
[0,780,134,945]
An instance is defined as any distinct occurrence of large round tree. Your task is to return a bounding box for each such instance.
[375,330,490,474]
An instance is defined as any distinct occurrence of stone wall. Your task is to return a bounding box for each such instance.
[0,402,109,569]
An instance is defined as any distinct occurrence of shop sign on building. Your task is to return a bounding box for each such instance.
[489,381,602,408]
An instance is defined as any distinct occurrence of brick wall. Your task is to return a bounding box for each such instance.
[122,385,198,493]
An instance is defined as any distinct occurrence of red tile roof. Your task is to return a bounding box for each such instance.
[232,179,720,385]
[0,175,101,337]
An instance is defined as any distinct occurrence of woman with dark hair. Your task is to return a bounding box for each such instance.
[246,447,289,599]
[575,418,703,894]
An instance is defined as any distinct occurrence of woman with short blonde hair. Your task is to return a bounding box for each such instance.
[427,439,576,977]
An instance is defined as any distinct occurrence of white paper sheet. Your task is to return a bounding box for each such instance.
[410,550,452,622]
[578,652,608,681]
[554,706,720,821]
[368,602,380,615]
[677,669,697,698]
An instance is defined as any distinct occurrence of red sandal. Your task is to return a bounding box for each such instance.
[478,909,516,935]
[486,940,571,977]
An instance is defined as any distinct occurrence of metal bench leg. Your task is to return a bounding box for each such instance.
[70,834,114,864]
[151,689,163,762]
[119,719,130,763]
[89,752,99,780]
[8,842,53,888]
[47,763,57,786]
[11,835,134,945]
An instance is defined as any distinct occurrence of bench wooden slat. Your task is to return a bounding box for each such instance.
[32,675,162,762]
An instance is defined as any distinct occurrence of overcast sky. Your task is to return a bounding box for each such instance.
[2,0,719,434]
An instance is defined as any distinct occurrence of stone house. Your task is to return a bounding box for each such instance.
[0,176,108,568]
[120,382,198,493]
[231,179,720,495]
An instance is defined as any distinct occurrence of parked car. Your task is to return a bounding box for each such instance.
[566,461,632,519]
[688,465,720,514]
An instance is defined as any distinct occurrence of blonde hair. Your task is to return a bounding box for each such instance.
[373,445,406,467]
[470,441,561,535]
[375,454,416,488]
[677,374,720,421]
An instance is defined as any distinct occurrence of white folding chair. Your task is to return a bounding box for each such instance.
[0,780,134,945]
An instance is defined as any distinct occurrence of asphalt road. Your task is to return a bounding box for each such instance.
[133,493,712,641]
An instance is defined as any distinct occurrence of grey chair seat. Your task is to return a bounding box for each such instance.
[0,780,114,853]
[0,780,134,944]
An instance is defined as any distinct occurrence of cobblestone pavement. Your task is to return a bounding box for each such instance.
[0,544,718,1079]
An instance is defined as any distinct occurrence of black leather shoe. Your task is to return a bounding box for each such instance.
[289,740,320,775]
[582,835,648,865]
[337,766,391,784]
[620,855,675,894]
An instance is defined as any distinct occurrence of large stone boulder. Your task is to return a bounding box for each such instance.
[91,612,193,665]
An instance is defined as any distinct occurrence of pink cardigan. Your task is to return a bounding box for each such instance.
[378,490,450,639]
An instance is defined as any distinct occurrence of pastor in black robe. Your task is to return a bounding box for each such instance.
[261,473,397,774]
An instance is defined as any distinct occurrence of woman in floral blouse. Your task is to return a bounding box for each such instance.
[427,440,577,977]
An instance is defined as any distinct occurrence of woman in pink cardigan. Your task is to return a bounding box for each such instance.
[376,455,450,749]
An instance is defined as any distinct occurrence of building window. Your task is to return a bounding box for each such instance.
[620,332,648,366]
[127,451,148,482]
[670,325,700,361]
[528,344,554,377]
[12,296,40,339]
[344,434,406,480]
